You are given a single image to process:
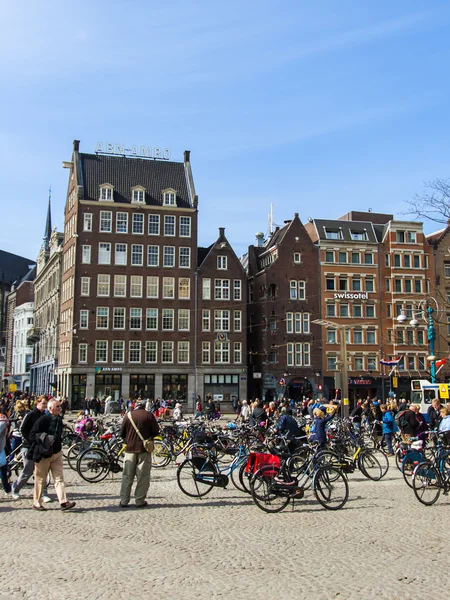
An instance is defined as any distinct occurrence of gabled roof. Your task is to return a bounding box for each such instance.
[197,245,214,267]
[0,250,36,286]
[426,227,449,244]
[79,153,193,208]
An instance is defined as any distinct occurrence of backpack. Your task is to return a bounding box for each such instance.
[395,410,408,431]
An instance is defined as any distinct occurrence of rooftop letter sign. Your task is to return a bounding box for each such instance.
[95,142,171,160]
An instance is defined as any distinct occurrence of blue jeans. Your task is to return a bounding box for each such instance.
[384,433,394,454]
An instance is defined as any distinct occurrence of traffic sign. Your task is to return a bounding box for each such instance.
[439,384,449,399]
[279,378,286,386]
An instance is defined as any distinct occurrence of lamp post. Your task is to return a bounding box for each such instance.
[312,319,349,418]
[396,299,438,383]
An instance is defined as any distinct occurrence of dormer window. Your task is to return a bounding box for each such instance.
[324,227,342,240]
[350,230,368,241]
[163,189,176,206]
[99,184,113,202]
[131,186,146,204]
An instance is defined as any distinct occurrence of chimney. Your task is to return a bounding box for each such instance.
[219,227,225,238]
[255,232,264,247]
[73,140,80,152]
[184,150,190,163]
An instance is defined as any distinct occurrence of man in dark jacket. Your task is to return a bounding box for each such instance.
[400,406,420,443]
[11,395,51,502]
[249,400,268,427]
[119,400,160,508]
[29,399,76,512]
[427,399,442,431]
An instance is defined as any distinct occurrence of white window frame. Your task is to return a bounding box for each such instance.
[99,211,112,233]
[163,277,175,299]
[162,308,174,331]
[147,276,159,299]
[179,247,191,268]
[177,341,189,364]
[217,255,228,270]
[132,213,144,235]
[81,277,90,296]
[114,275,127,298]
[163,246,175,267]
[146,308,158,331]
[163,191,176,206]
[116,212,128,234]
[179,216,191,237]
[161,341,174,363]
[129,308,142,330]
[131,187,145,204]
[98,242,111,265]
[234,280,242,301]
[131,244,144,266]
[115,243,127,266]
[178,277,190,300]
[147,245,159,267]
[82,245,91,264]
[202,310,210,331]
[178,309,190,331]
[129,340,142,363]
[294,252,301,264]
[130,275,143,298]
[234,342,242,364]
[79,310,89,329]
[234,310,242,332]
[202,341,210,364]
[83,213,92,232]
[112,341,125,363]
[99,185,113,202]
[214,310,230,332]
[78,343,88,363]
[148,214,160,235]
[164,215,176,236]
[97,274,110,297]
[96,307,109,329]
[113,307,126,330]
[214,279,230,300]
[145,341,158,364]
[203,278,211,300]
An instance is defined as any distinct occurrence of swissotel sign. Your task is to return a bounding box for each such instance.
[333,292,369,300]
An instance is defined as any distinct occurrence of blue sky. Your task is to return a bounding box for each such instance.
[2,0,450,260]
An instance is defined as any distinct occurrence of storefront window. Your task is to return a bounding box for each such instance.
[130,374,155,399]
[163,374,188,401]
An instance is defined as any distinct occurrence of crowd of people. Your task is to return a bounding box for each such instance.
[2,389,450,511]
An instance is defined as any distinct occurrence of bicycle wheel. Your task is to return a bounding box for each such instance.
[177,457,217,498]
[402,454,422,488]
[230,458,248,493]
[250,465,290,513]
[372,449,389,479]
[412,461,441,506]
[313,466,349,510]
[66,441,90,471]
[238,460,252,494]
[151,440,171,468]
[77,448,110,483]
[358,450,383,481]
[287,451,313,490]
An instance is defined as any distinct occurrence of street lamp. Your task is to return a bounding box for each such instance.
[396,298,438,383]
[312,318,349,418]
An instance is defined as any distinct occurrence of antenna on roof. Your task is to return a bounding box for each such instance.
[268,203,274,235]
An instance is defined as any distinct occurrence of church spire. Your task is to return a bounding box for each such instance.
[44,186,52,252]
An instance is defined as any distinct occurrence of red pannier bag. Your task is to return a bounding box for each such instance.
[245,452,281,476]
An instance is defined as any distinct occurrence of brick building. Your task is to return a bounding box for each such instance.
[246,214,321,402]
[56,140,246,410]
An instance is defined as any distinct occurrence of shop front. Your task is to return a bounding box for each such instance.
[130,374,155,400]
[203,373,239,410]
[72,374,87,410]
[286,377,313,402]
[163,374,188,402]
[94,367,122,401]
[348,377,377,407]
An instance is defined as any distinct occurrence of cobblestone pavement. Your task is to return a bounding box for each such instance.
[1,456,449,600]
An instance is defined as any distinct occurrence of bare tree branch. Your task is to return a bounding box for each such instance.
[401,178,450,225]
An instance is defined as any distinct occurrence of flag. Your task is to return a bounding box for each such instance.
[434,357,448,368]
[380,357,401,367]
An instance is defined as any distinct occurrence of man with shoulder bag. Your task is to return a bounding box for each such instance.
[119,399,159,508]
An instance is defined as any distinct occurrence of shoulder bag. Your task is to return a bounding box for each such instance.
[127,412,154,453]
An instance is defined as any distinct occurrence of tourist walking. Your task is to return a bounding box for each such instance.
[380,403,396,456]
[11,395,51,501]
[119,400,159,508]
[0,413,12,494]
[28,399,76,512]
